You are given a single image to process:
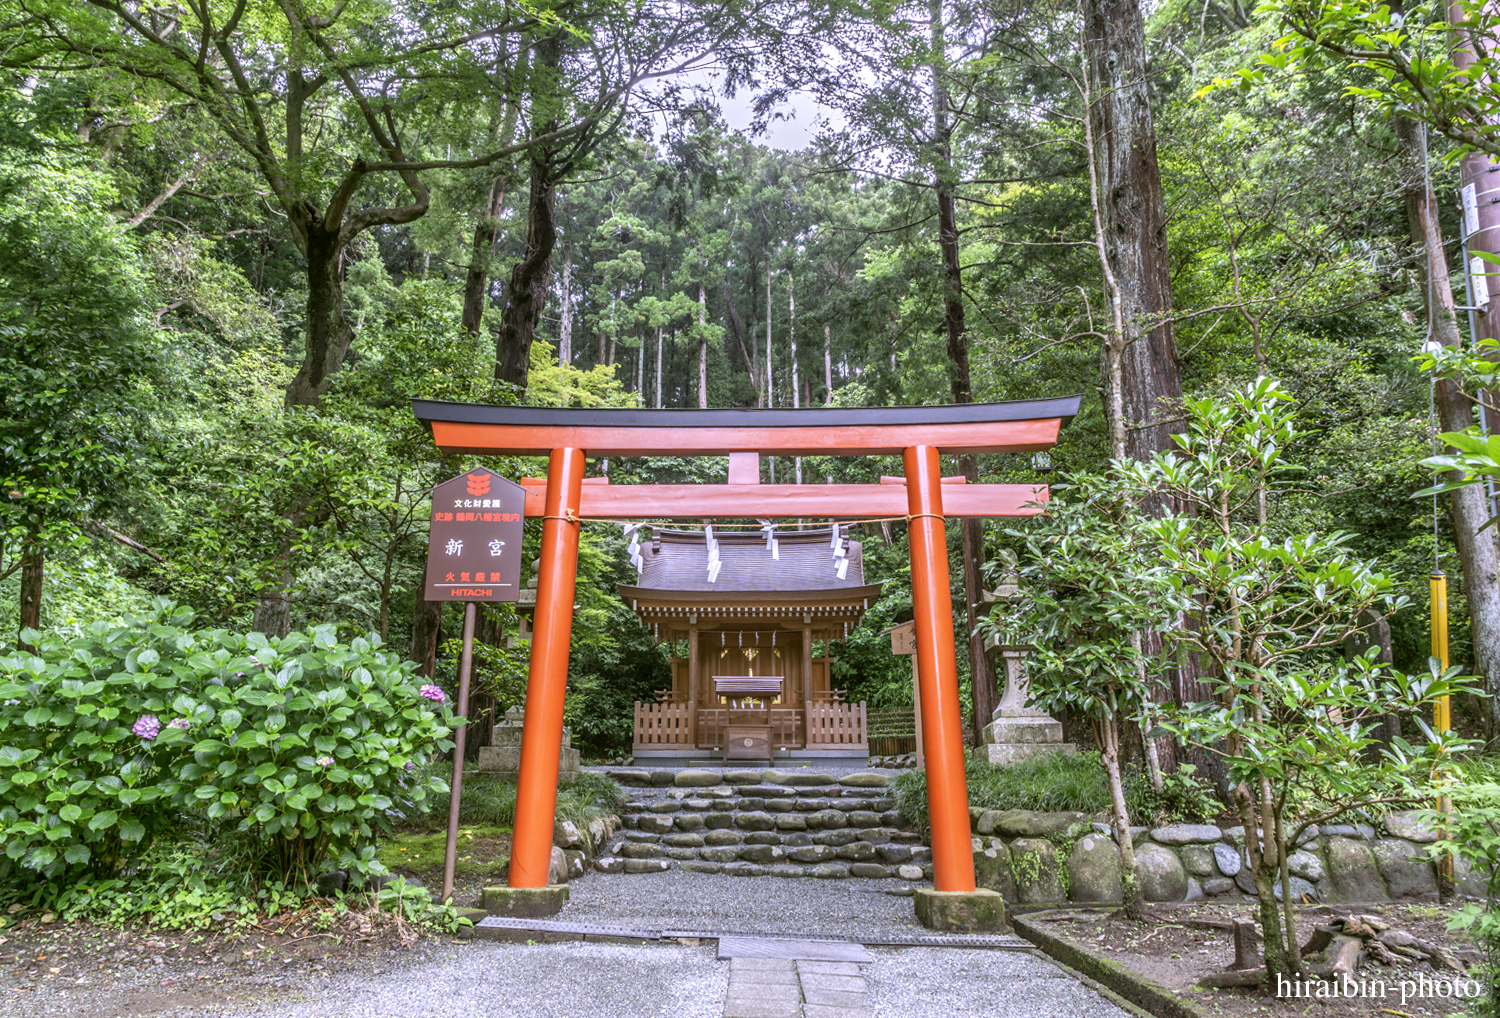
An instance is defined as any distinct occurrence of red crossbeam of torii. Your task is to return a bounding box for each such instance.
[414,397,1079,900]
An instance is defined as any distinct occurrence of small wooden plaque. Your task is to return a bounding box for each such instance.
[724,725,772,760]
[889,620,917,656]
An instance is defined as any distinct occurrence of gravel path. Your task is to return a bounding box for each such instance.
[1,927,1132,1018]
[213,944,1132,1018]
[554,869,931,939]
[0,874,1131,1018]
[865,947,1131,1017]
[220,941,731,1018]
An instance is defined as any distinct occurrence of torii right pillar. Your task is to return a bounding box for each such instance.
[903,445,1009,932]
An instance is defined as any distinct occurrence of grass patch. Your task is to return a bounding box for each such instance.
[454,774,520,827]
[890,751,1111,830]
[889,751,1224,832]
[380,826,513,879]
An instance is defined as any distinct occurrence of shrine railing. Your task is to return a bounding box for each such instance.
[806,700,868,748]
[634,699,695,747]
[694,708,802,750]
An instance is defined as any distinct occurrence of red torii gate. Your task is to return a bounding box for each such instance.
[414,397,1079,898]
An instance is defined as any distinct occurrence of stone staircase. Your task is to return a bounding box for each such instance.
[590,767,932,881]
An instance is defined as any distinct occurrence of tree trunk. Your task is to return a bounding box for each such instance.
[286,226,354,406]
[409,588,443,677]
[252,571,292,638]
[462,177,506,338]
[1452,0,1500,355]
[698,282,709,408]
[789,273,799,409]
[931,0,997,741]
[656,324,664,409]
[18,530,42,646]
[1082,0,1182,462]
[1082,0,1201,772]
[558,249,573,365]
[494,151,558,389]
[1100,717,1145,922]
[824,322,833,401]
[790,275,802,483]
[766,260,774,407]
[1398,115,1500,740]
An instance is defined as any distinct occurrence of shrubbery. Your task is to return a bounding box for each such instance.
[0,602,455,888]
[889,750,1223,833]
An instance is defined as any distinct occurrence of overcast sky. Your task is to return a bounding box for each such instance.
[679,67,841,152]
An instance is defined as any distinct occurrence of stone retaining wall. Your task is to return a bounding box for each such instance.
[968,809,1478,904]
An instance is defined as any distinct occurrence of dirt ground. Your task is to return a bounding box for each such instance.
[1035,901,1484,1018]
[0,904,453,1018]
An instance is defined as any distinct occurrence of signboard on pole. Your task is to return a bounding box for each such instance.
[884,620,923,767]
[423,467,525,602]
[888,620,918,656]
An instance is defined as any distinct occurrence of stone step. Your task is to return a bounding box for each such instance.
[627,809,904,834]
[621,792,898,815]
[616,827,919,847]
[594,824,931,880]
[603,767,891,791]
[595,855,930,880]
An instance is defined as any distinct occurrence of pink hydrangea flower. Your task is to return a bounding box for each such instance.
[316,756,334,767]
[419,685,445,703]
[132,715,160,740]
[168,718,191,730]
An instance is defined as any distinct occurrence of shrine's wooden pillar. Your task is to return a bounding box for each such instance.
[903,444,976,892]
[509,447,586,888]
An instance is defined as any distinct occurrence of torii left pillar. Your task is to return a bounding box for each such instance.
[487,447,584,917]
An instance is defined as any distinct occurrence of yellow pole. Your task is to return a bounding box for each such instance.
[1430,571,1453,894]
[1431,570,1449,726]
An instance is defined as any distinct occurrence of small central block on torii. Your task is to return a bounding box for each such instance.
[413,397,1081,901]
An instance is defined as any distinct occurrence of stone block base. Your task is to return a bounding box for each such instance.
[480,884,570,918]
[475,744,581,782]
[913,888,1010,933]
[985,742,1077,766]
[984,716,1075,767]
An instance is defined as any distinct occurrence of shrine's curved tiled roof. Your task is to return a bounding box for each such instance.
[630,526,866,593]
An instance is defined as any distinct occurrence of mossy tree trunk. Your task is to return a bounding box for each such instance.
[1098,716,1146,921]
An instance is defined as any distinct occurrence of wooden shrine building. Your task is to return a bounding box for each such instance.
[624,526,879,761]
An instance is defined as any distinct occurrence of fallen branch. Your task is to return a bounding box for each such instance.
[84,520,164,562]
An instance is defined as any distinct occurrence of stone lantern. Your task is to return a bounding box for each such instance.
[980,555,1076,766]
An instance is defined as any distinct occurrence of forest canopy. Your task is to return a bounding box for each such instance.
[0,0,1493,756]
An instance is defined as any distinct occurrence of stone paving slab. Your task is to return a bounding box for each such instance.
[801,987,869,1008]
[729,961,800,985]
[724,958,802,1018]
[719,936,874,962]
[798,974,866,994]
[796,961,862,976]
[723,1001,802,1018]
[803,1005,872,1018]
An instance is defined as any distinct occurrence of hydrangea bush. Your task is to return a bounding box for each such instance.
[0,602,454,881]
